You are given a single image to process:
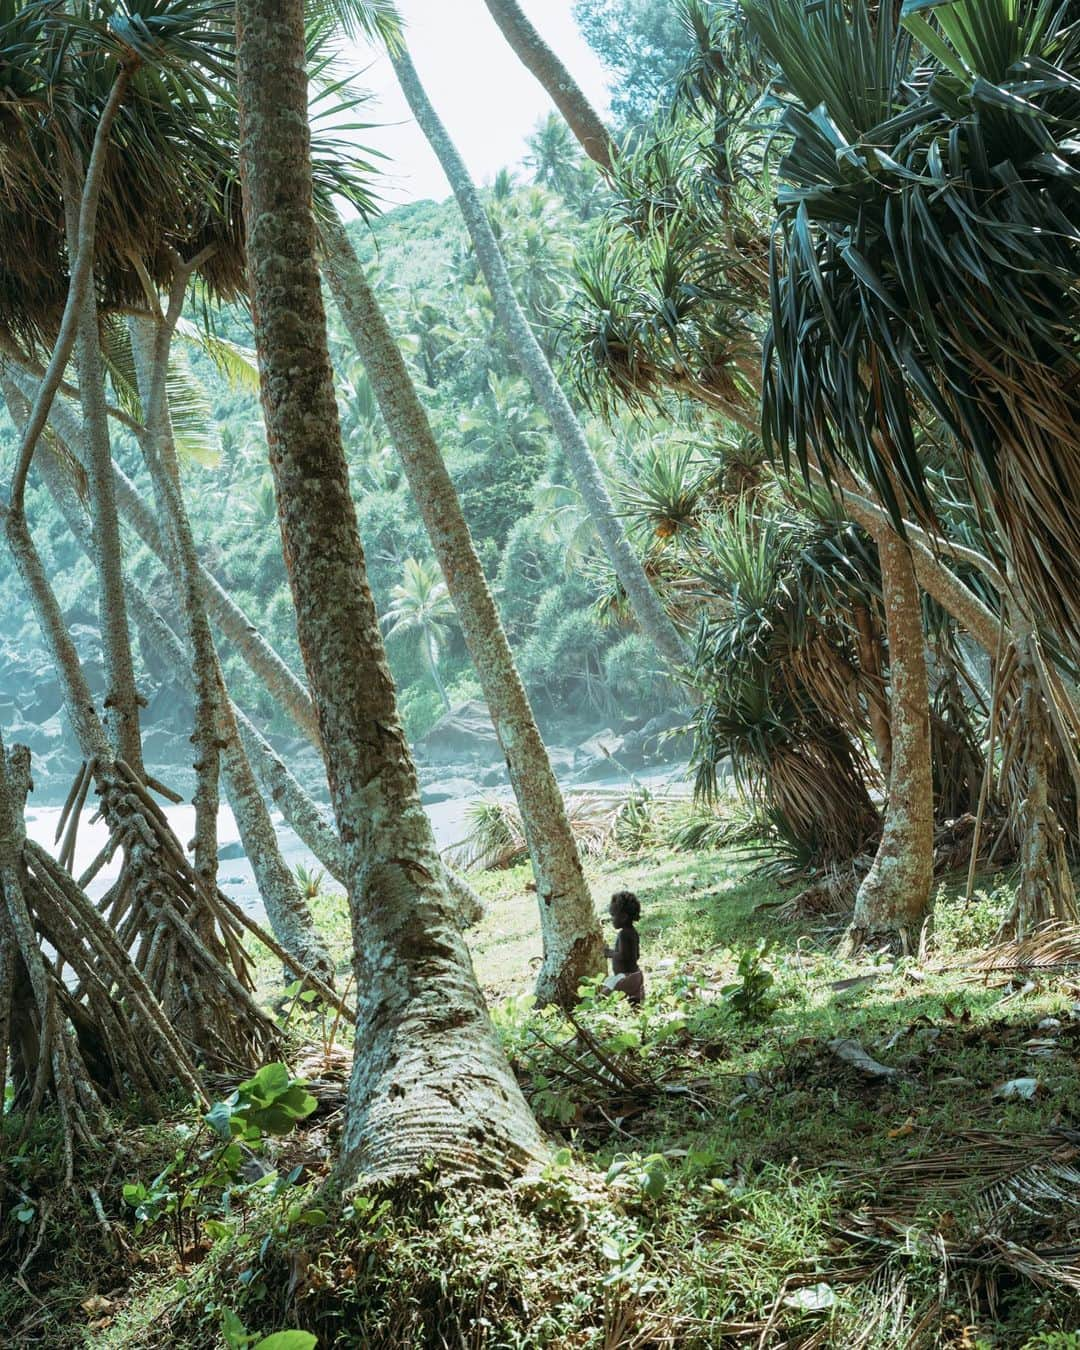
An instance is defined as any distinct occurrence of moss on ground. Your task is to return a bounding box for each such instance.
[4,848,1080,1347]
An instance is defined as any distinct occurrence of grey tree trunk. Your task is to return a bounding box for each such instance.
[1003,626,1078,939]
[61,164,145,774]
[482,0,615,171]
[322,216,604,1004]
[849,529,934,946]
[128,312,221,899]
[236,0,543,1183]
[390,45,688,671]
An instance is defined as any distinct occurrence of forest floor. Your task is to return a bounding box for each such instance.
[4,847,1080,1348]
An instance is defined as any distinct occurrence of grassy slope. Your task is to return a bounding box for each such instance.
[7,848,1080,1348]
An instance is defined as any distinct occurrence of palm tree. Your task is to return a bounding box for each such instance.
[389,43,689,672]
[235,0,543,1184]
[481,0,615,171]
[382,556,457,711]
[321,214,605,1004]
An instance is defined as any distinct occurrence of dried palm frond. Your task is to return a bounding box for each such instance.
[938,922,1080,975]
[838,1132,1080,1298]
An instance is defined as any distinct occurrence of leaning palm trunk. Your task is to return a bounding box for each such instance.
[390,45,687,671]
[481,0,615,171]
[322,215,603,1004]
[236,0,542,1183]
[849,528,934,947]
[65,270,145,774]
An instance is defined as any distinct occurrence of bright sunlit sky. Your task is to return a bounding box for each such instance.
[345,0,612,207]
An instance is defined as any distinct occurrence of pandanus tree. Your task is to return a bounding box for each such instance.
[235,0,543,1181]
[748,0,1080,660]
[0,1,287,1064]
[746,0,1080,935]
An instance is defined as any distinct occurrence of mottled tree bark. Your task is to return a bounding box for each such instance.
[482,0,615,171]
[61,156,144,774]
[1002,627,1077,939]
[391,45,688,671]
[129,311,221,900]
[849,529,934,946]
[236,0,543,1183]
[853,603,892,785]
[322,215,603,1005]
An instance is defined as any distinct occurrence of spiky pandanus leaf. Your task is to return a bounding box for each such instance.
[750,0,1080,657]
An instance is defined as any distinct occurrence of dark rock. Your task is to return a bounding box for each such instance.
[421,777,480,805]
[416,700,501,765]
[218,840,246,861]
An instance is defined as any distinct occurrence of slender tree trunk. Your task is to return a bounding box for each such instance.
[425,628,453,712]
[236,0,542,1183]
[322,216,604,1003]
[128,312,220,899]
[390,45,688,671]
[853,602,892,784]
[849,529,934,947]
[1002,626,1077,939]
[126,590,335,978]
[61,164,144,774]
[481,0,615,171]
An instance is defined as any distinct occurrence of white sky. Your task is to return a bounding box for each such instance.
[346,0,612,206]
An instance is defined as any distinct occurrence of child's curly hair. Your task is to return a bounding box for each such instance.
[610,890,641,924]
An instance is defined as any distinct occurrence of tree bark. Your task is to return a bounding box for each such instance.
[129,311,220,900]
[236,0,543,1183]
[60,141,144,774]
[322,215,604,1004]
[849,529,934,946]
[853,602,892,784]
[390,44,688,671]
[481,0,615,172]
[1002,627,1078,939]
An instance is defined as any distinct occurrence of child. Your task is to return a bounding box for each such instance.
[603,889,644,1006]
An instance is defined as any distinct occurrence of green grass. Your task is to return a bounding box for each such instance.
[6,848,1080,1348]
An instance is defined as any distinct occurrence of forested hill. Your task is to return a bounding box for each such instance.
[0,163,676,798]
